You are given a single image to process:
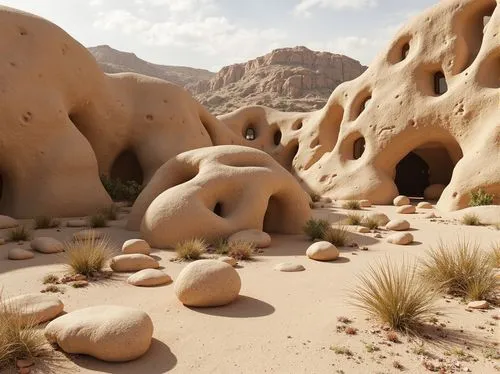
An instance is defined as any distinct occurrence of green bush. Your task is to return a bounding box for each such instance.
[469,189,494,207]
[303,218,330,241]
[100,175,142,202]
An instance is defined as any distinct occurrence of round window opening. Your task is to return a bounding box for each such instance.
[244,127,256,141]
[353,137,366,159]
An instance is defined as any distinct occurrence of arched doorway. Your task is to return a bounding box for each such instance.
[395,152,430,197]
[110,149,144,185]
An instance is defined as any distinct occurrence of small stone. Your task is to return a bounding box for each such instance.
[66,219,87,227]
[218,256,237,266]
[374,233,382,238]
[356,226,370,233]
[228,229,271,248]
[16,359,34,368]
[467,300,489,309]
[30,237,64,254]
[274,262,305,272]
[387,232,413,245]
[18,368,31,374]
[0,215,19,229]
[306,241,339,261]
[386,219,410,231]
[396,205,416,214]
[122,239,151,255]
[127,269,172,287]
[60,274,87,283]
[8,248,35,260]
[110,254,159,272]
[417,201,432,209]
[393,196,410,206]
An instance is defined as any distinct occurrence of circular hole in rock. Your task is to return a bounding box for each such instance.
[292,121,303,130]
[244,127,256,141]
[353,137,366,160]
[213,202,223,217]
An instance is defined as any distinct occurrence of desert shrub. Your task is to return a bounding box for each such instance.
[350,259,437,333]
[361,217,379,230]
[329,345,353,356]
[64,232,112,276]
[0,296,50,370]
[310,193,321,203]
[322,225,349,247]
[100,175,142,202]
[303,218,330,241]
[461,213,481,226]
[42,274,59,285]
[342,200,361,210]
[345,213,362,226]
[175,238,206,260]
[33,216,60,230]
[211,238,230,255]
[228,240,255,260]
[7,226,30,242]
[420,238,497,301]
[88,214,107,228]
[99,204,119,221]
[491,243,500,268]
[469,189,494,207]
[41,285,63,294]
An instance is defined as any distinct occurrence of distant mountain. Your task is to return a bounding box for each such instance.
[88,45,215,87]
[89,45,366,115]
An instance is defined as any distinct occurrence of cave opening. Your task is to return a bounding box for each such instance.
[110,149,144,185]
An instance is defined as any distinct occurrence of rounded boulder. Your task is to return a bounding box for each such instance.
[174,259,241,307]
[396,205,416,214]
[228,229,271,248]
[8,248,35,260]
[4,293,63,326]
[393,195,410,206]
[44,305,153,362]
[306,241,339,261]
[387,232,414,245]
[127,269,172,287]
[30,237,64,254]
[122,239,151,255]
[0,215,19,229]
[386,219,410,231]
[110,254,159,272]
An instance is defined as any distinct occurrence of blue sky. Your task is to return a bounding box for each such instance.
[1,0,437,71]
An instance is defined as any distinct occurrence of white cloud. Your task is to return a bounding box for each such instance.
[294,0,378,17]
[89,0,103,7]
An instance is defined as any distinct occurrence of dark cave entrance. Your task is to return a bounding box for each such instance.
[0,174,3,202]
[395,152,430,198]
[110,149,144,185]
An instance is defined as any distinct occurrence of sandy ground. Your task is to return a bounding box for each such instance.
[0,204,498,374]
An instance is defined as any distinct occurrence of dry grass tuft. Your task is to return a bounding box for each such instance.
[303,218,330,241]
[211,238,230,255]
[342,200,361,210]
[228,240,255,261]
[64,232,112,276]
[491,243,500,268]
[41,285,63,294]
[42,274,59,285]
[87,214,108,228]
[7,226,30,242]
[350,258,437,333]
[99,204,119,221]
[361,217,379,230]
[461,213,481,226]
[175,238,207,261]
[420,238,497,301]
[33,216,60,230]
[345,213,362,226]
[0,296,51,370]
[322,225,349,247]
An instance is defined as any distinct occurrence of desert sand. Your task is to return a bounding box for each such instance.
[0,203,498,373]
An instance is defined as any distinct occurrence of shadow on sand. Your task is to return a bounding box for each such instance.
[71,338,177,374]
[187,295,275,318]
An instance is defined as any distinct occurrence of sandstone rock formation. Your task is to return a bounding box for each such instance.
[191,46,366,115]
[44,305,153,361]
[129,146,311,248]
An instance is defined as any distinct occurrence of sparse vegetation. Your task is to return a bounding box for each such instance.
[175,238,207,261]
[310,193,321,203]
[42,274,59,285]
[469,189,494,207]
[420,238,497,301]
[212,238,230,255]
[392,360,404,370]
[350,259,437,333]
[345,213,362,226]
[303,218,330,241]
[386,331,400,343]
[71,281,88,289]
[228,240,255,261]
[0,296,50,370]
[64,232,112,276]
[99,204,119,221]
[361,217,379,230]
[323,225,349,247]
[342,200,361,210]
[365,343,380,353]
[41,285,63,294]
[33,215,60,229]
[490,243,500,268]
[330,345,353,356]
[88,213,107,228]
[100,175,142,202]
[337,316,352,324]
[7,226,30,242]
[461,213,481,226]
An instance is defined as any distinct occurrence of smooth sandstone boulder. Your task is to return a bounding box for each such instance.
[8,248,35,260]
[174,260,241,307]
[387,232,414,245]
[396,205,416,214]
[274,262,305,272]
[417,201,433,209]
[228,230,271,248]
[122,239,151,255]
[424,184,446,201]
[0,215,19,229]
[386,219,410,231]
[4,293,63,326]
[306,241,339,261]
[44,306,153,362]
[110,254,159,272]
[30,237,64,254]
[393,196,410,206]
[127,269,172,287]
[363,212,390,226]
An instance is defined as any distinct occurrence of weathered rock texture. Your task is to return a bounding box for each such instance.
[191,46,366,115]
[0,0,498,218]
